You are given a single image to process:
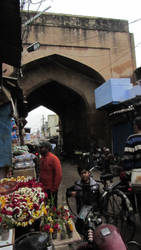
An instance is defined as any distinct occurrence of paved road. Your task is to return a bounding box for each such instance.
[58,160,141,248]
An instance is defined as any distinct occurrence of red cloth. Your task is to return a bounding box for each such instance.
[39,152,62,192]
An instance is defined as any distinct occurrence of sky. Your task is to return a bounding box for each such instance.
[25,0,141,133]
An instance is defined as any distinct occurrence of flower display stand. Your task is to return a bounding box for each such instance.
[0,177,81,250]
[52,220,81,249]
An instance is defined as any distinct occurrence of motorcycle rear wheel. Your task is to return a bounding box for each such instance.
[102,189,136,242]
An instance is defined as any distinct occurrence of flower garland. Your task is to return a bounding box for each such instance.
[0,176,47,228]
[0,176,30,184]
[0,176,74,239]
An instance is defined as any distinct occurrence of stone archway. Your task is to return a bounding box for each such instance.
[20,54,107,153]
[27,81,89,153]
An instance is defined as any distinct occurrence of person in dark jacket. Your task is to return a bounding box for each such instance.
[122,116,141,214]
[67,165,100,213]
[66,165,99,235]
[39,141,62,207]
[122,116,141,171]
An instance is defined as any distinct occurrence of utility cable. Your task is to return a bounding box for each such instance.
[129,18,141,24]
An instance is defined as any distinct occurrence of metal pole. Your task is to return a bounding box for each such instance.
[42,115,45,137]
[19,120,24,146]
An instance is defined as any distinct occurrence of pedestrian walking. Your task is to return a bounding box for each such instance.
[39,141,62,208]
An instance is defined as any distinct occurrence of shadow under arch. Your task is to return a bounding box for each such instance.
[27,80,89,154]
[21,54,106,154]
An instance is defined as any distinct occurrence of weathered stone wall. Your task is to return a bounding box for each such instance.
[6,12,136,152]
[21,12,136,80]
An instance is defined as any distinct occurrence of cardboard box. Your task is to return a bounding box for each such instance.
[13,167,36,178]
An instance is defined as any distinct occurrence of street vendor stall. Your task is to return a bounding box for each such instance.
[0,176,77,249]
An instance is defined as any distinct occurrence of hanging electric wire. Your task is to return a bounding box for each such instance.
[129,18,141,24]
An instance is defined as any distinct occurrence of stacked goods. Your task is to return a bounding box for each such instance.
[12,145,36,169]
[14,153,36,169]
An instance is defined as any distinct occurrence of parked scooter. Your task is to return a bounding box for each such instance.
[66,182,141,250]
[74,205,127,250]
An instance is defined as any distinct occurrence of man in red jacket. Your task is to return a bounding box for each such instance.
[39,141,62,207]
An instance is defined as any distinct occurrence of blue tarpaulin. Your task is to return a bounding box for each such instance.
[0,103,12,168]
[94,78,132,109]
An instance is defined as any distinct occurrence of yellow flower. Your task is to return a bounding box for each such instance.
[0,196,6,202]
[21,221,28,227]
[32,210,41,219]
[67,220,73,231]
[48,216,53,222]
[16,222,22,226]
[49,228,54,233]
[26,197,31,203]
[28,203,33,210]
[69,223,73,232]
[42,205,47,215]
[11,177,16,180]
[29,219,34,225]
[0,196,6,208]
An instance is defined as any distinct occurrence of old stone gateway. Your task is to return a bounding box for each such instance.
[20,12,136,153]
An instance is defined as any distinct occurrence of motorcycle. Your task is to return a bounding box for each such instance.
[66,181,141,250]
[74,204,127,250]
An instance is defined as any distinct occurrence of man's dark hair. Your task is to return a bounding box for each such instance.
[77,164,89,175]
[134,116,141,130]
[39,141,52,152]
